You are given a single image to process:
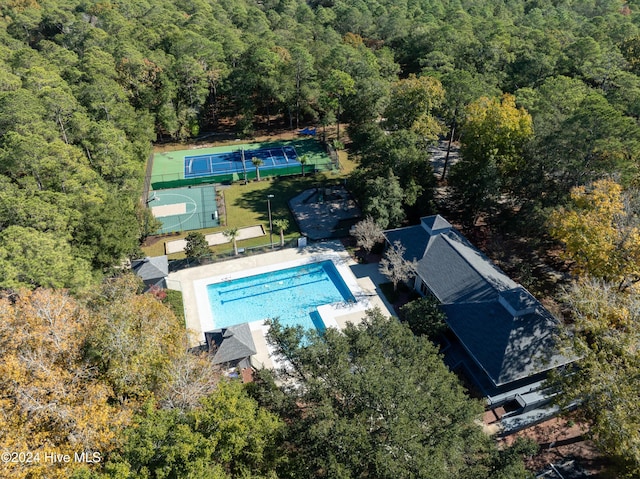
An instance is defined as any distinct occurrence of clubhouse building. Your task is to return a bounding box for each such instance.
[384,215,577,435]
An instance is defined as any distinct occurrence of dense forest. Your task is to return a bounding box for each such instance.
[3,0,640,286]
[1,0,640,477]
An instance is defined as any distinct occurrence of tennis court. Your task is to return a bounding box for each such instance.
[148,185,219,234]
[150,139,334,190]
[185,146,299,179]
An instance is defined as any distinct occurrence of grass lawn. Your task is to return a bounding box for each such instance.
[141,169,347,258]
[338,149,357,175]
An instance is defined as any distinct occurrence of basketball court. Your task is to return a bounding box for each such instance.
[147,185,219,234]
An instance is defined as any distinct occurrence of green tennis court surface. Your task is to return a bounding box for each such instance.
[148,185,219,234]
[150,138,333,189]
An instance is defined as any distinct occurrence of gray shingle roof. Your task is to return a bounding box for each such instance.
[385,223,517,304]
[384,215,576,388]
[132,256,169,282]
[500,286,538,316]
[384,225,430,262]
[442,301,571,386]
[421,214,452,234]
[417,235,498,304]
[206,323,257,365]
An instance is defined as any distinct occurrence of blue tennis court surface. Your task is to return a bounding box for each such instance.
[185,146,299,179]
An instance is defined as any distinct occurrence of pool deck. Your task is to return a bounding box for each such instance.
[165,241,393,369]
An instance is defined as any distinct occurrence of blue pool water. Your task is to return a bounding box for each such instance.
[207,260,355,330]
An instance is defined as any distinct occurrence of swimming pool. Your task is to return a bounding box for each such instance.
[207,260,355,330]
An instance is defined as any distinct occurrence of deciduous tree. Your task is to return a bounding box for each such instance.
[548,179,640,291]
[157,352,222,412]
[85,274,185,403]
[552,278,640,476]
[351,216,383,254]
[0,289,130,479]
[449,94,533,224]
[379,240,417,291]
[384,74,445,142]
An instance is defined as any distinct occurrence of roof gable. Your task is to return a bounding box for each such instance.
[206,323,257,365]
[442,302,573,386]
[132,256,169,281]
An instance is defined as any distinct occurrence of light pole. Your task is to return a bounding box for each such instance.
[267,194,274,248]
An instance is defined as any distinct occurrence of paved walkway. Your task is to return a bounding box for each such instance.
[347,262,396,317]
[428,139,460,179]
[165,225,265,254]
[289,185,361,240]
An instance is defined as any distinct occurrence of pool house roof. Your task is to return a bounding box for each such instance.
[383,215,575,389]
[206,323,257,366]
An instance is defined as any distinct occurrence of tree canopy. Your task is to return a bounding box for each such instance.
[553,279,640,477]
[4,0,640,475]
[2,0,640,280]
[0,289,130,479]
[548,179,640,291]
[98,381,283,479]
[252,309,533,479]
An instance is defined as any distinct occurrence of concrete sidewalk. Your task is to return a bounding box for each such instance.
[348,262,396,318]
[165,225,265,254]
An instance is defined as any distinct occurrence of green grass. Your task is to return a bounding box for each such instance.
[163,290,184,320]
[142,171,347,258]
[338,149,358,174]
[141,139,356,258]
